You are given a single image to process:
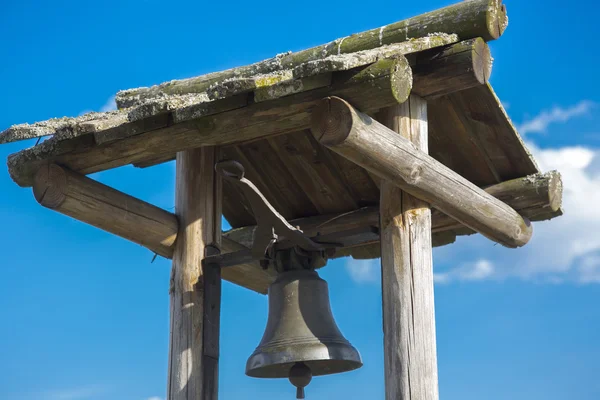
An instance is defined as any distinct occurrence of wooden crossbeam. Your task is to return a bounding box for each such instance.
[224,171,562,259]
[311,96,533,248]
[32,163,275,294]
[32,163,560,294]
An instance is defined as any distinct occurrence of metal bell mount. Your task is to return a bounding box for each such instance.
[205,160,364,399]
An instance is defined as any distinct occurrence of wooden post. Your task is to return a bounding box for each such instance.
[168,147,222,400]
[378,96,439,400]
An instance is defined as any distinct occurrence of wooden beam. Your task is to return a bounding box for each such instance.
[8,37,496,185]
[378,96,439,399]
[413,38,492,99]
[32,161,552,296]
[223,171,562,252]
[8,56,413,188]
[220,238,276,295]
[116,0,506,107]
[32,163,273,294]
[168,147,221,400]
[32,163,178,258]
[310,96,533,248]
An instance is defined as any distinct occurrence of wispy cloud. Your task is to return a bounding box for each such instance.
[78,95,118,116]
[345,99,600,285]
[146,397,163,400]
[434,100,600,285]
[434,259,495,284]
[518,100,594,135]
[44,385,108,400]
[345,258,380,283]
[100,95,117,112]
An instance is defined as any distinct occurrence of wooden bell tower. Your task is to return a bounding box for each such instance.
[1,1,564,399]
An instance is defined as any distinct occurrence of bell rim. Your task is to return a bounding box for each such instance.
[245,341,363,378]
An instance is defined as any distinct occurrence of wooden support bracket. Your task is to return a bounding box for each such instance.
[310,96,533,248]
[32,163,276,294]
[33,163,178,258]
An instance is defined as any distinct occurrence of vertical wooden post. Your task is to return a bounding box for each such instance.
[168,147,222,400]
[378,95,439,400]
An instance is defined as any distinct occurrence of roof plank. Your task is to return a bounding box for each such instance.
[116,0,507,108]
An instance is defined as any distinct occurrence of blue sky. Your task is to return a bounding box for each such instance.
[1,0,599,399]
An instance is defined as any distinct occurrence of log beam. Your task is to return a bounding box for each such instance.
[413,38,492,99]
[9,37,496,186]
[32,163,178,258]
[32,163,274,294]
[32,162,557,295]
[116,0,507,107]
[134,37,489,170]
[8,56,413,188]
[168,147,221,400]
[224,171,562,261]
[310,96,533,248]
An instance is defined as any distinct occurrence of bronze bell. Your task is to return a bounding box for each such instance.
[246,268,362,398]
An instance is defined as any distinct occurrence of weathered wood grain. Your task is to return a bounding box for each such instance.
[32,163,178,258]
[116,0,506,107]
[311,96,533,248]
[378,96,439,400]
[8,56,413,188]
[413,38,492,99]
[30,163,273,294]
[223,171,562,253]
[0,111,128,144]
[444,84,540,180]
[267,131,359,214]
[168,147,220,400]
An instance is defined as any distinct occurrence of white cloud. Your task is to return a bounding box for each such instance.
[434,102,600,285]
[78,95,118,116]
[518,100,594,135]
[146,397,163,400]
[345,258,380,283]
[518,142,600,281]
[345,101,600,285]
[100,95,117,112]
[434,259,495,284]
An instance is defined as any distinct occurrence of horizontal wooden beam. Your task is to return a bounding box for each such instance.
[310,97,533,248]
[133,38,489,170]
[8,56,413,188]
[116,0,506,108]
[32,164,275,294]
[31,163,559,295]
[224,171,562,257]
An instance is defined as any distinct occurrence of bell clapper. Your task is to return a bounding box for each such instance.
[289,362,312,399]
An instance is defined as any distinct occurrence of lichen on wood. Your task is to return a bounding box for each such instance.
[0,110,127,144]
[116,0,507,108]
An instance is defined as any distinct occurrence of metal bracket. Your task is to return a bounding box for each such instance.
[215,160,331,260]
[204,160,371,271]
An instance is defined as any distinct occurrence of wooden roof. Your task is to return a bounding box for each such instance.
[1,0,558,275]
